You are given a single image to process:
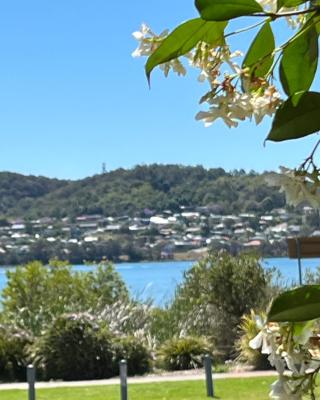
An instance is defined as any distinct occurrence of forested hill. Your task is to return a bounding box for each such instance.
[0,172,67,216]
[0,165,285,218]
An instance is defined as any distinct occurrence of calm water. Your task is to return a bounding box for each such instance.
[1,258,320,306]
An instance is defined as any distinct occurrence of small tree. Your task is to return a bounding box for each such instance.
[170,252,274,357]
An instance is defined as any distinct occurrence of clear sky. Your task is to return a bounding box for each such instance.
[0,0,317,179]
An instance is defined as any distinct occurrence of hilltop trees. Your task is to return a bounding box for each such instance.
[0,166,285,218]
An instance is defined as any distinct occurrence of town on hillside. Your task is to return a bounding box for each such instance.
[0,204,318,265]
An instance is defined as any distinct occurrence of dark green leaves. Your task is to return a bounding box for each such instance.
[145,18,227,81]
[280,24,318,97]
[268,285,320,322]
[196,0,264,21]
[243,22,275,78]
[267,92,320,141]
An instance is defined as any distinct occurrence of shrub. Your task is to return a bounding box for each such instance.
[158,336,211,371]
[98,299,152,337]
[112,336,151,376]
[169,252,277,358]
[0,325,31,382]
[149,308,176,344]
[34,313,114,381]
[2,261,128,336]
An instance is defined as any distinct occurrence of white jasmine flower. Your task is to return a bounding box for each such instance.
[249,331,273,354]
[132,23,169,58]
[198,69,210,83]
[249,320,275,356]
[159,58,186,77]
[250,87,282,124]
[196,95,240,128]
[265,167,320,208]
[196,80,281,128]
[132,24,187,78]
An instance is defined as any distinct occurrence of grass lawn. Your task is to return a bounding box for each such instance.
[2,377,277,400]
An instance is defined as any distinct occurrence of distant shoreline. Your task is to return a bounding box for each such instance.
[0,254,296,269]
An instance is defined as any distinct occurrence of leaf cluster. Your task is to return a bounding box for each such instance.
[145,0,320,142]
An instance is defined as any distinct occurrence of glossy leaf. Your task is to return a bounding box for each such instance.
[280,24,318,96]
[267,92,320,142]
[196,0,263,21]
[242,22,275,78]
[268,285,320,322]
[145,18,227,81]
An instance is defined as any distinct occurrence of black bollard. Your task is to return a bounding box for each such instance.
[120,359,128,400]
[204,355,214,398]
[27,364,36,400]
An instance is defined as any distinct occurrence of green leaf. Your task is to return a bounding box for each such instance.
[145,18,227,81]
[277,0,308,9]
[267,92,320,142]
[196,0,264,21]
[280,24,318,97]
[242,22,275,78]
[268,285,320,322]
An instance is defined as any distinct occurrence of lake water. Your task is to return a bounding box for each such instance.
[1,257,320,306]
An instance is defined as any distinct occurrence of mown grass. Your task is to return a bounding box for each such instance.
[2,376,277,400]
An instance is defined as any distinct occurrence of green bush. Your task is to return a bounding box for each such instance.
[168,252,277,358]
[2,261,128,336]
[149,307,175,344]
[158,336,211,371]
[112,336,151,376]
[0,325,31,382]
[34,313,114,381]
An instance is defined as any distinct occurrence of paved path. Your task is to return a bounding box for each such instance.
[0,370,278,391]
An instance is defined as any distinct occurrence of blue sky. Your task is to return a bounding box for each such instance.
[0,0,317,179]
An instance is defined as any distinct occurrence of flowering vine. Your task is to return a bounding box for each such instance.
[134,1,320,398]
[250,316,320,399]
[133,0,320,207]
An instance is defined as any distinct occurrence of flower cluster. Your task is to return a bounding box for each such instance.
[191,43,282,127]
[132,24,282,128]
[132,23,168,58]
[132,24,186,77]
[266,166,320,209]
[250,316,320,399]
[196,85,281,128]
[256,0,306,28]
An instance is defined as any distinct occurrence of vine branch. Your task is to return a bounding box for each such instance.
[253,6,319,18]
[300,138,320,170]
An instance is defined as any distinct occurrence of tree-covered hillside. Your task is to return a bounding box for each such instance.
[0,172,67,217]
[0,165,285,218]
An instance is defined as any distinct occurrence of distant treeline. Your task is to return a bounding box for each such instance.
[0,239,152,266]
[0,165,285,218]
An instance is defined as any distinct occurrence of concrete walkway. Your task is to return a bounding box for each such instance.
[0,370,278,391]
